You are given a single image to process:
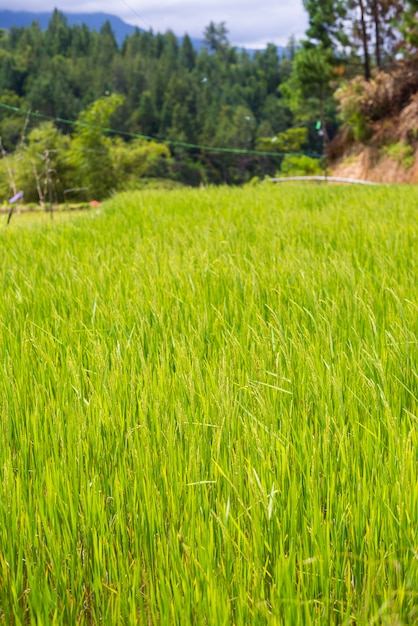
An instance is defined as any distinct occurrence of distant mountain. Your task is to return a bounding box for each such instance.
[0,10,285,55]
[0,10,208,50]
[0,10,145,46]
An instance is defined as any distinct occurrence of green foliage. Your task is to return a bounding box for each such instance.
[0,157,13,200]
[213,105,256,150]
[25,55,79,121]
[110,138,170,190]
[279,45,340,156]
[135,91,159,136]
[203,21,229,52]
[67,94,124,198]
[283,1,347,151]
[293,45,335,90]
[335,77,371,140]
[210,105,257,183]
[45,9,71,57]
[0,89,25,150]
[66,100,173,198]
[279,153,324,175]
[302,1,408,78]
[280,46,337,119]
[382,141,416,169]
[257,127,308,152]
[0,98,174,204]
[0,186,418,624]
[303,0,348,49]
[20,122,72,203]
[334,70,408,142]
[0,17,298,185]
[398,0,418,55]
[0,122,72,204]
[180,34,196,69]
[1,3,415,186]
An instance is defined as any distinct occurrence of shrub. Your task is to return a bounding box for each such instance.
[335,77,374,142]
[279,154,324,176]
[382,142,415,169]
[335,67,418,143]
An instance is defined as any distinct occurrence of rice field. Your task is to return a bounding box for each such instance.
[0,184,417,624]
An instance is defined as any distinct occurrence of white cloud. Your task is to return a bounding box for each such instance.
[3,1,307,48]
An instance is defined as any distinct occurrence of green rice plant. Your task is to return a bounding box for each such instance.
[0,184,417,624]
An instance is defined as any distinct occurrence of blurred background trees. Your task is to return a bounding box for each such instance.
[0,2,417,200]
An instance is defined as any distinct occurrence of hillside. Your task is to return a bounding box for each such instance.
[330,64,418,183]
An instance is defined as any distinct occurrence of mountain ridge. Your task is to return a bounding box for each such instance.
[0,9,285,54]
[0,9,201,49]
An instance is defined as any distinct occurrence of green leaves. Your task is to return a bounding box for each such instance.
[67,94,124,198]
[202,21,229,53]
[399,1,418,54]
[257,127,308,153]
[303,0,348,49]
[293,46,335,89]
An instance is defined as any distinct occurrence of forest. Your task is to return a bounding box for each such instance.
[0,0,417,201]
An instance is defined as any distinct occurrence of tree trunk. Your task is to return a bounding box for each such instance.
[358,0,371,80]
[372,0,382,68]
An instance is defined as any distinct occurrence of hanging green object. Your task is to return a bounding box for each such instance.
[315,120,322,131]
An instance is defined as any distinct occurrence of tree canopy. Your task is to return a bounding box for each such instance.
[0,5,417,200]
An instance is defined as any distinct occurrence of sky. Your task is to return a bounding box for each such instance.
[2,0,308,48]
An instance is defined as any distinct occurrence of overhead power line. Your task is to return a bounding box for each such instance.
[120,0,152,30]
[0,102,323,159]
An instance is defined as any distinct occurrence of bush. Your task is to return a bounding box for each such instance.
[335,77,373,142]
[279,154,324,177]
[382,142,415,169]
[335,67,418,143]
